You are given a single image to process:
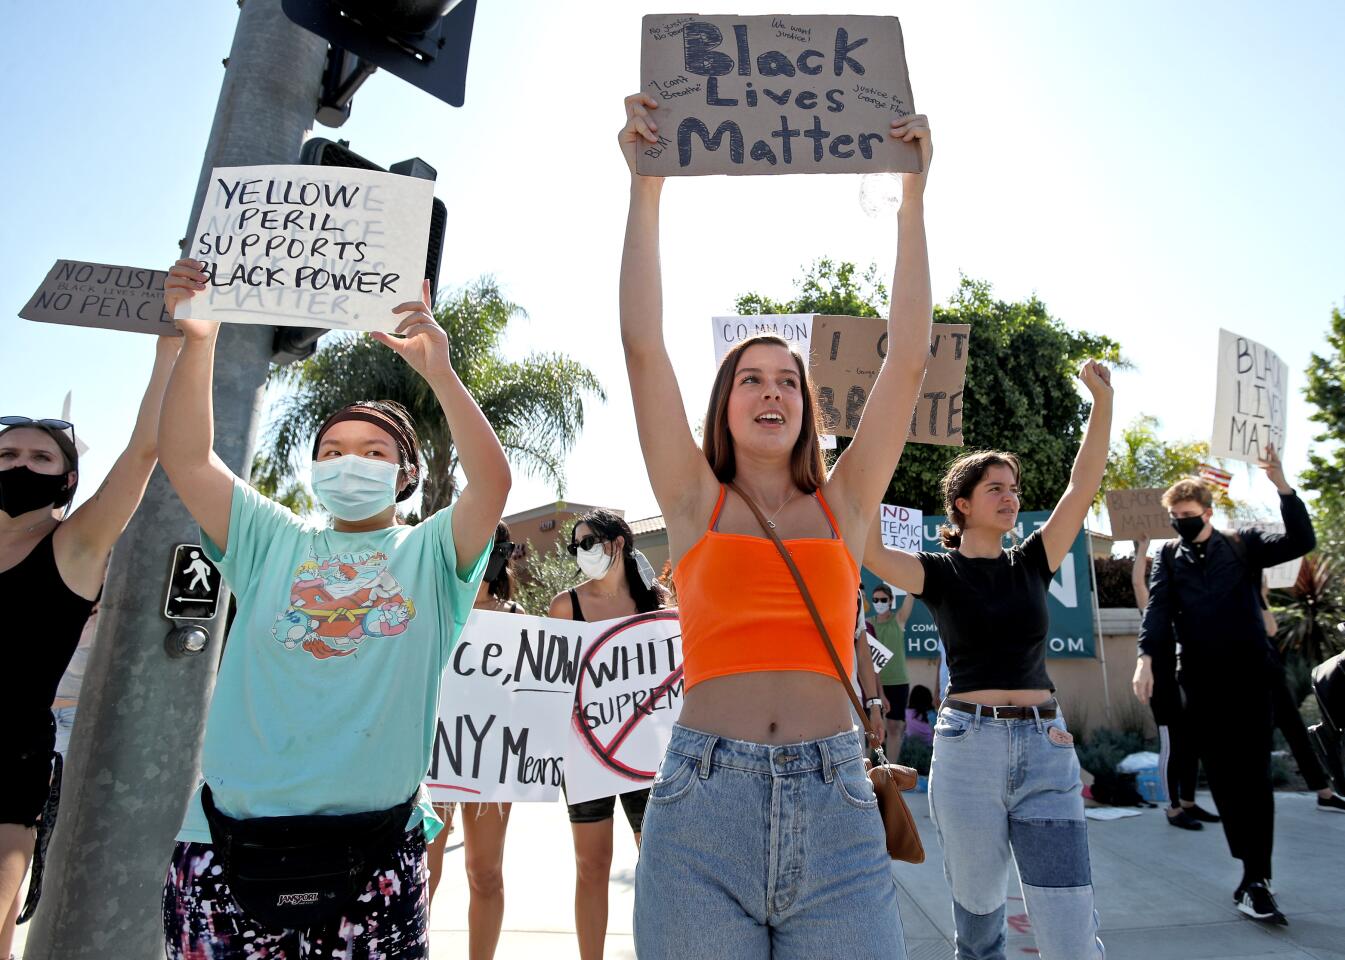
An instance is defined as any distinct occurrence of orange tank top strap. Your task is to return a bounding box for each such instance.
[707,484,729,531]
[812,489,841,538]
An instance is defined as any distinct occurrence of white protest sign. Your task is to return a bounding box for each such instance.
[1248,522,1304,591]
[711,313,814,365]
[1210,329,1288,464]
[867,632,894,673]
[710,314,836,448]
[427,610,577,803]
[564,610,685,805]
[180,164,433,332]
[879,504,922,551]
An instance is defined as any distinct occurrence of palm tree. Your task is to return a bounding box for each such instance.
[260,276,605,515]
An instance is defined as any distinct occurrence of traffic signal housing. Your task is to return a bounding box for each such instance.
[271,138,448,364]
[282,0,478,123]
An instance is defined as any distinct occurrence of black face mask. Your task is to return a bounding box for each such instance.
[0,466,72,518]
[1171,514,1207,543]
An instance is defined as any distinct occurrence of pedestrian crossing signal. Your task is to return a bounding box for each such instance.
[164,544,222,621]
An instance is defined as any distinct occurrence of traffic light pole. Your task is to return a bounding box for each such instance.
[23,2,328,956]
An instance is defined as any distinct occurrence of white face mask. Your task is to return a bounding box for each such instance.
[873,600,891,615]
[576,543,616,580]
[311,455,399,521]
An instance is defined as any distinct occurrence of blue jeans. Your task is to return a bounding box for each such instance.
[634,724,906,959]
[929,705,1104,960]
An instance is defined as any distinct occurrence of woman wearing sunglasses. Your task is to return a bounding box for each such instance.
[0,335,179,959]
[619,93,933,959]
[549,508,668,960]
[158,260,510,958]
[425,521,525,960]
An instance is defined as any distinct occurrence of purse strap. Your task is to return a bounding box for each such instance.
[726,483,880,745]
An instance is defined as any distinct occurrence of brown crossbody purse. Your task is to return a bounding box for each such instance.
[728,484,925,864]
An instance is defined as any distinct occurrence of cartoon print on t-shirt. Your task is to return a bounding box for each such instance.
[272,549,417,659]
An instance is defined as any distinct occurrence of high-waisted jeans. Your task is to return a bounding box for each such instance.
[929,705,1104,960]
[634,724,906,959]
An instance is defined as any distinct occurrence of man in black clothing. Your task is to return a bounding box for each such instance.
[1133,446,1315,927]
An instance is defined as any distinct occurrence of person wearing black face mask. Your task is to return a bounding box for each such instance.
[1133,445,1315,926]
[0,336,179,957]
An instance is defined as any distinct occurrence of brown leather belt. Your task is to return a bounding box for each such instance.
[943,698,1058,720]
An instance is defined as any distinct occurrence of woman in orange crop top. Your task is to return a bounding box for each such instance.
[617,91,933,960]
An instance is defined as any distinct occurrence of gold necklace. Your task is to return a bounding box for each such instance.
[759,488,801,529]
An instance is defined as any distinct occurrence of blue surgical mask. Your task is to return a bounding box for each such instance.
[311,455,400,521]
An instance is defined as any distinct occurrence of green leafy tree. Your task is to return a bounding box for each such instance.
[512,524,581,617]
[249,451,314,515]
[1302,304,1345,540]
[1101,415,1238,513]
[737,262,1123,512]
[261,277,605,516]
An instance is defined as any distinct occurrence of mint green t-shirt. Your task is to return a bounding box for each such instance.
[176,481,488,844]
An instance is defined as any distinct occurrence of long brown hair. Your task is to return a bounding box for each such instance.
[938,450,1022,548]
[701,335,826,492]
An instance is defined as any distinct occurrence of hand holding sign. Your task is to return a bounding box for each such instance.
[620,93,664,179]
[1258,443,1292,494]
[164,259,220,341]
[891,113,932,197]
[371,279,451,380]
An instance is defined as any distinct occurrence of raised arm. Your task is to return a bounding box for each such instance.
[895,591,915,627]
[1241,444,1316,568]
[1130,538,1150,610]
[157,259,238,550]
[618,94,717,540]
[829,116,933,535]
[863,514,926,596]
[56,336,181,597]
[374,280,510,578]
[1040,361,1113,571]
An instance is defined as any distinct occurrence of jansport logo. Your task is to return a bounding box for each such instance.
[277,892,320,906]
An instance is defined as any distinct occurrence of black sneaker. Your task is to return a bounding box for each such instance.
[1183,803,1221,823]
[1236,882,1287,925]
[1166,809,1204,831]
[1317,793,1345,813]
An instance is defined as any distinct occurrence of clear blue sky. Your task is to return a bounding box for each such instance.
[3,1,1343,527]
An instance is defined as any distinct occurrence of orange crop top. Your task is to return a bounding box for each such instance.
[674,486,859,690]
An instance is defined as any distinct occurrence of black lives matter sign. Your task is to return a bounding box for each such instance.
[638,14,919,176]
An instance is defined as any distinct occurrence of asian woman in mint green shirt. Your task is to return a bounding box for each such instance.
[156,259,511,957]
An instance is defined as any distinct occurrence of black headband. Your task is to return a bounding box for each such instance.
[311,407,420,502]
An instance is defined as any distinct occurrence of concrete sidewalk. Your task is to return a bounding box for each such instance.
[426,790,1344,959]
[13,790,1342,957]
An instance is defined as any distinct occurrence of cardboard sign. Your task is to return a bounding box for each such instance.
[1105,488,1174,541]
[565,610,685,805]
[427,610,576,803]
[20,260,177,337]
[810,316,969,444]
[1210,329,1288,464]
[179,164,434,332]
[638,14,919,177]
[879,504,922,551]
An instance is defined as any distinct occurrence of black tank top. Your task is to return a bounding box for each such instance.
[2,528,96,740]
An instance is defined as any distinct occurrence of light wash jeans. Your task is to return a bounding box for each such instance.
[53,705,79,756]
[929,705,1104,960]
[634,724,906,960]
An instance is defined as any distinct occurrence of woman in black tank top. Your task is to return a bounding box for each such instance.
[0,336,179,957]
[548,509,667,960]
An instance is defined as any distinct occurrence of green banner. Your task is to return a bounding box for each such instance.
[860,510,1097,659]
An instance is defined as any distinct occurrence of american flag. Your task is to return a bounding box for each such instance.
[1198,463,1232,491]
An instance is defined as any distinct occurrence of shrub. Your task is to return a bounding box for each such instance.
[1094,555,1144,608]
[897,736,932,776]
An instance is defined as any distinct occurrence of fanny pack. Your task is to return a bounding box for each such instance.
[200,784,415,931]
